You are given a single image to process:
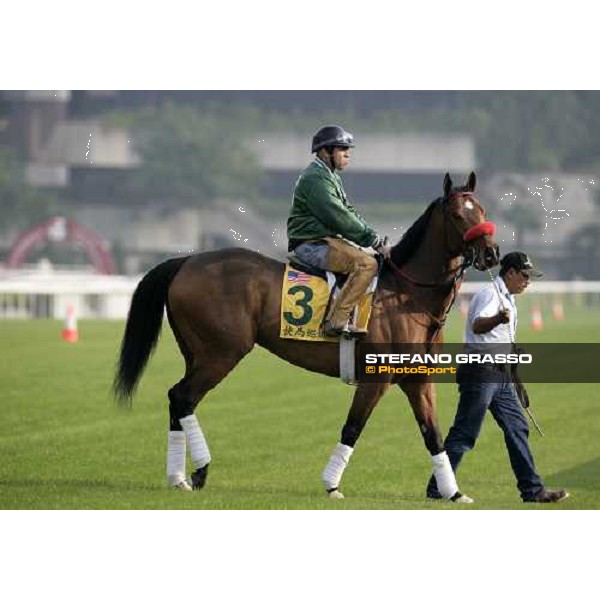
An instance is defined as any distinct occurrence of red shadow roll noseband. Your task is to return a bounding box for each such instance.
[463,221,496,242]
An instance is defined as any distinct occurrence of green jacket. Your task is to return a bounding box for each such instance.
[287,158,379,248]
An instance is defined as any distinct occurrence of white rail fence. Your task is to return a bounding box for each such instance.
[2,269,600,320]
[0,270,140,319]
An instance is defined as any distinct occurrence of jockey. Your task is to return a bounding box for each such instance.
[287,125,391,337]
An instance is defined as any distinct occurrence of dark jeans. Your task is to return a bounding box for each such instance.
[427,370,544,500]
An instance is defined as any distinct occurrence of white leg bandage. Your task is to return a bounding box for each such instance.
[431,451,459,499]
[166,431,187,485]
[322,443,354,492]
[180,415,211,470]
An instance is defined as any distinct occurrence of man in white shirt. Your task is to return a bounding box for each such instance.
[426,252,569,503]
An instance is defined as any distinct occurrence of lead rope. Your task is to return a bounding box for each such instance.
[430,256,471,340]
[396,256,468,341]
[486,269,545,436]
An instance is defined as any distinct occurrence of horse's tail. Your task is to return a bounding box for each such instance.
[113,257,188,407]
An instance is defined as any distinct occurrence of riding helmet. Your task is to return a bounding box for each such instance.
[311,125,355,153]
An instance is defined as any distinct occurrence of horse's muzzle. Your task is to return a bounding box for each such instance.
[474,244,500,271]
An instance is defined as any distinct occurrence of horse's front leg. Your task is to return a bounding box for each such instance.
[399,379,472,503]
[322,381,391,499]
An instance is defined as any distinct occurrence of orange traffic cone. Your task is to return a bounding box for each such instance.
[552,300,565,321]
[62,303,79,343]
[530,305,544,332]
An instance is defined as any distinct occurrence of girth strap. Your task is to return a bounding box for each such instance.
[339,336,358,385]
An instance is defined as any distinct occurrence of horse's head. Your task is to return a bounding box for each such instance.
[442,172,500,271]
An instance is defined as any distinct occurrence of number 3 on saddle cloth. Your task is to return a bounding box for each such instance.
[279,261,378,342]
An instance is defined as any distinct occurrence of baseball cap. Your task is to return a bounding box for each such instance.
[500,251,543,278]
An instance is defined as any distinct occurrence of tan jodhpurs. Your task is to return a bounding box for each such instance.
[323,237,378,327]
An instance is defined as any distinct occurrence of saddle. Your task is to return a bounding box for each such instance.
[288,254,348,288]
[280,254,378,343]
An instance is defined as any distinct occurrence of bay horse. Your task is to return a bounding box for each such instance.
[114,172,500,501]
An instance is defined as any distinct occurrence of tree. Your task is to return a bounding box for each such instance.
[0,147,60,235]
[500,203,543,248]
[117,102,263,205]
[369,91,596,173]
[490,176,545,247]
[566,189,600,278]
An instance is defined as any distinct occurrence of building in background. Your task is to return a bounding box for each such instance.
[1,91,597,278]
[0,91,477,273]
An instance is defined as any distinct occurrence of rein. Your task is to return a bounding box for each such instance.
[386,257,461,288]
[388,191,496,288]
[385,191,494,340]
[384,253,472,340]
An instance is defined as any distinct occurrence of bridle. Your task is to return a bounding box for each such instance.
[387,192,497,289]
[384,191,498,339]
[445,192,496,253]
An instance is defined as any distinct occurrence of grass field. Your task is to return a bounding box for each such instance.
[1,302,599,510]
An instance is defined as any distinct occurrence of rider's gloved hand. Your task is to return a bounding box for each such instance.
[372,235,392,260]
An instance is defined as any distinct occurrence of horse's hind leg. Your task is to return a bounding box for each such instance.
[165,375,200,491]
[168,372,211,491]
[166,421,191,491]
[168,352,247,490]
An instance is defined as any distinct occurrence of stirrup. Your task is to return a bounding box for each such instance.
[322,321,345,337]
[342,325,368,339]
[323,321,368,339]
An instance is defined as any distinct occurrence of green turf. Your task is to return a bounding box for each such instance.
[1,303,599,509]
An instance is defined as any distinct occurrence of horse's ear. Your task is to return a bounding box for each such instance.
[466,171,476,192]
[443,173,452,197]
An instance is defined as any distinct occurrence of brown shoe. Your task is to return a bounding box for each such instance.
[344,324,368,338]
[322,321,345,337]
[322,321,368,338]
[523,489,570,503]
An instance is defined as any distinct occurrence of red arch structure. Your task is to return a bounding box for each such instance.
[6,217,116,274]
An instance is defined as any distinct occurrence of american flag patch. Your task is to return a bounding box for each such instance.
[288,270,311,283]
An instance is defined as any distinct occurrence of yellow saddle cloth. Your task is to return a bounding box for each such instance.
[279,264,377,342]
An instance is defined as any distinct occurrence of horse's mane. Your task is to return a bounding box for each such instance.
[389,198,441,268]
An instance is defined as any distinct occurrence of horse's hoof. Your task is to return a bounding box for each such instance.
[328,489,345,500]
[452,493,474,504]
[171,480,193,492]
[191,465,209,490]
